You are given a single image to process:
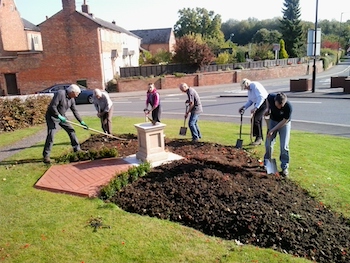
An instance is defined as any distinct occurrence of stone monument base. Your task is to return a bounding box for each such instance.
[134,122,168,163]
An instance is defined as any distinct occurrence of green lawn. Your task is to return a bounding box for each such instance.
[0,116,349,263]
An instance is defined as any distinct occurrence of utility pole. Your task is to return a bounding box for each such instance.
[312,0,319,93]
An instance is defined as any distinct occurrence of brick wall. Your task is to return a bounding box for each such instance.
[116,61,323,93]
[0,0,27,52]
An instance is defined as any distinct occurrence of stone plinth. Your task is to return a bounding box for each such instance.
[134,122,168,162]
[290,78,312,92]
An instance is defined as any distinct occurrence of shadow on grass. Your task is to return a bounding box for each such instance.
[0,158,45,166]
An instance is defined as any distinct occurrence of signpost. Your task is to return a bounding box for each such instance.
[273,43,280,60]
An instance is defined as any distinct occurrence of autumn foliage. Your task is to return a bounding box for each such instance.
[172,35,215,68]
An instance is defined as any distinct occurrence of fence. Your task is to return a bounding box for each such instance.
[120,57,306,78]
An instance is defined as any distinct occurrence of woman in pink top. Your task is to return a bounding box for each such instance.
[144,83,161,123]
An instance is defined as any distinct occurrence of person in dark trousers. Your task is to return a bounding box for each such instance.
[179,83,203,142]
[144,83,161,123]
[93,89,113,134]
[238,78,268,146]
[264,92,292,177]
[43,84,88,164]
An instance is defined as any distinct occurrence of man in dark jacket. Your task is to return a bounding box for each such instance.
[43,84,88,164]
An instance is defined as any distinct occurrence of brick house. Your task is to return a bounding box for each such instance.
[0,0,44,95]
[0,0,140,95]
[22,18,43,52]
[130,28,176,55]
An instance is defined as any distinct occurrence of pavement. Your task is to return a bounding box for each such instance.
[34,153,183,197]
[1,59,349,198]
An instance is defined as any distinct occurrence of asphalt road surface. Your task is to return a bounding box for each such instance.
[75,60,350,138]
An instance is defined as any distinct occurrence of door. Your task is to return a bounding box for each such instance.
[5,74,19,95]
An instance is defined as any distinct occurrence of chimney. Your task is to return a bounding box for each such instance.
[81,0,90,14]
[62,0,76,13]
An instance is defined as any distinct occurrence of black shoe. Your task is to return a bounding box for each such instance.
[280,169,289,177]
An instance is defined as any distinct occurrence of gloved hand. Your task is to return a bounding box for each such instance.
[144,108,150,114]
[80,121,88,129]
[239,107,245,115]
[58,114,66,123]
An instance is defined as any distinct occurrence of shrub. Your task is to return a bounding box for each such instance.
[99,161,151,200]
[55,147,118,163]
[215,52,230,64]
[0,96,51,132]
[173,72,186,78]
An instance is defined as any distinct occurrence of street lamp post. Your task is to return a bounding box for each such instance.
[338,12,345,51]
[312,0,319,93]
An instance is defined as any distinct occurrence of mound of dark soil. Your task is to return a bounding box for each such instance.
[81,134,350,263]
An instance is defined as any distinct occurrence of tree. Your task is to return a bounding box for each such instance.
[279,39,289,58]
[252,28,282,44]
[221,18,281,46]
[279,0,304,57]
[172,35,215,68]
[174,8,225,43]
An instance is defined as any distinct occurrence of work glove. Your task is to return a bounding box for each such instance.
[57,114,66,123]
[239,108,245,115]
[143,108,150,114]
[80,121,88,129]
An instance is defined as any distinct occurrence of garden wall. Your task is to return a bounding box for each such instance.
[116,61,323,93]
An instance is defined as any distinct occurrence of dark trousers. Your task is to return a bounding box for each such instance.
[43,114,81,158]
[100,105,113,134]
[151,106,161,122]
[252,100,267,140]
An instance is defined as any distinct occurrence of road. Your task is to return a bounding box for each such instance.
[74,60,350,138]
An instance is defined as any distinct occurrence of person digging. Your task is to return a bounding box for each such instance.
[238,78,268,146]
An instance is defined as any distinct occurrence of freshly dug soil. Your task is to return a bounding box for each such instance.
[81,134,350,263]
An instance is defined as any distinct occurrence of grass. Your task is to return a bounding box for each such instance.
[0,116,349,262]
[0,125,45,148]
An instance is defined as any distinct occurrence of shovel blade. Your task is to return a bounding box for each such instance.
[235,139,243,149]
[179,127,187,136]
[265,158,278,174]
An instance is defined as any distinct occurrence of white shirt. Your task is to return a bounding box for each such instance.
[243,82,268,109]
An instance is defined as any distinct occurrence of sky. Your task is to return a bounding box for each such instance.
[14,0,350,31]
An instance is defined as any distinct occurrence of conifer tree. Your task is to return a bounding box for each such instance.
[279,39,289,59]
[279,0,304,57]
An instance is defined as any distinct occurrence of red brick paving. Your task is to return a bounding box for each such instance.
[35,158,133,197]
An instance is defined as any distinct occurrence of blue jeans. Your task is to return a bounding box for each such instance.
[188,113,201,140]
[264,120,291,170]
